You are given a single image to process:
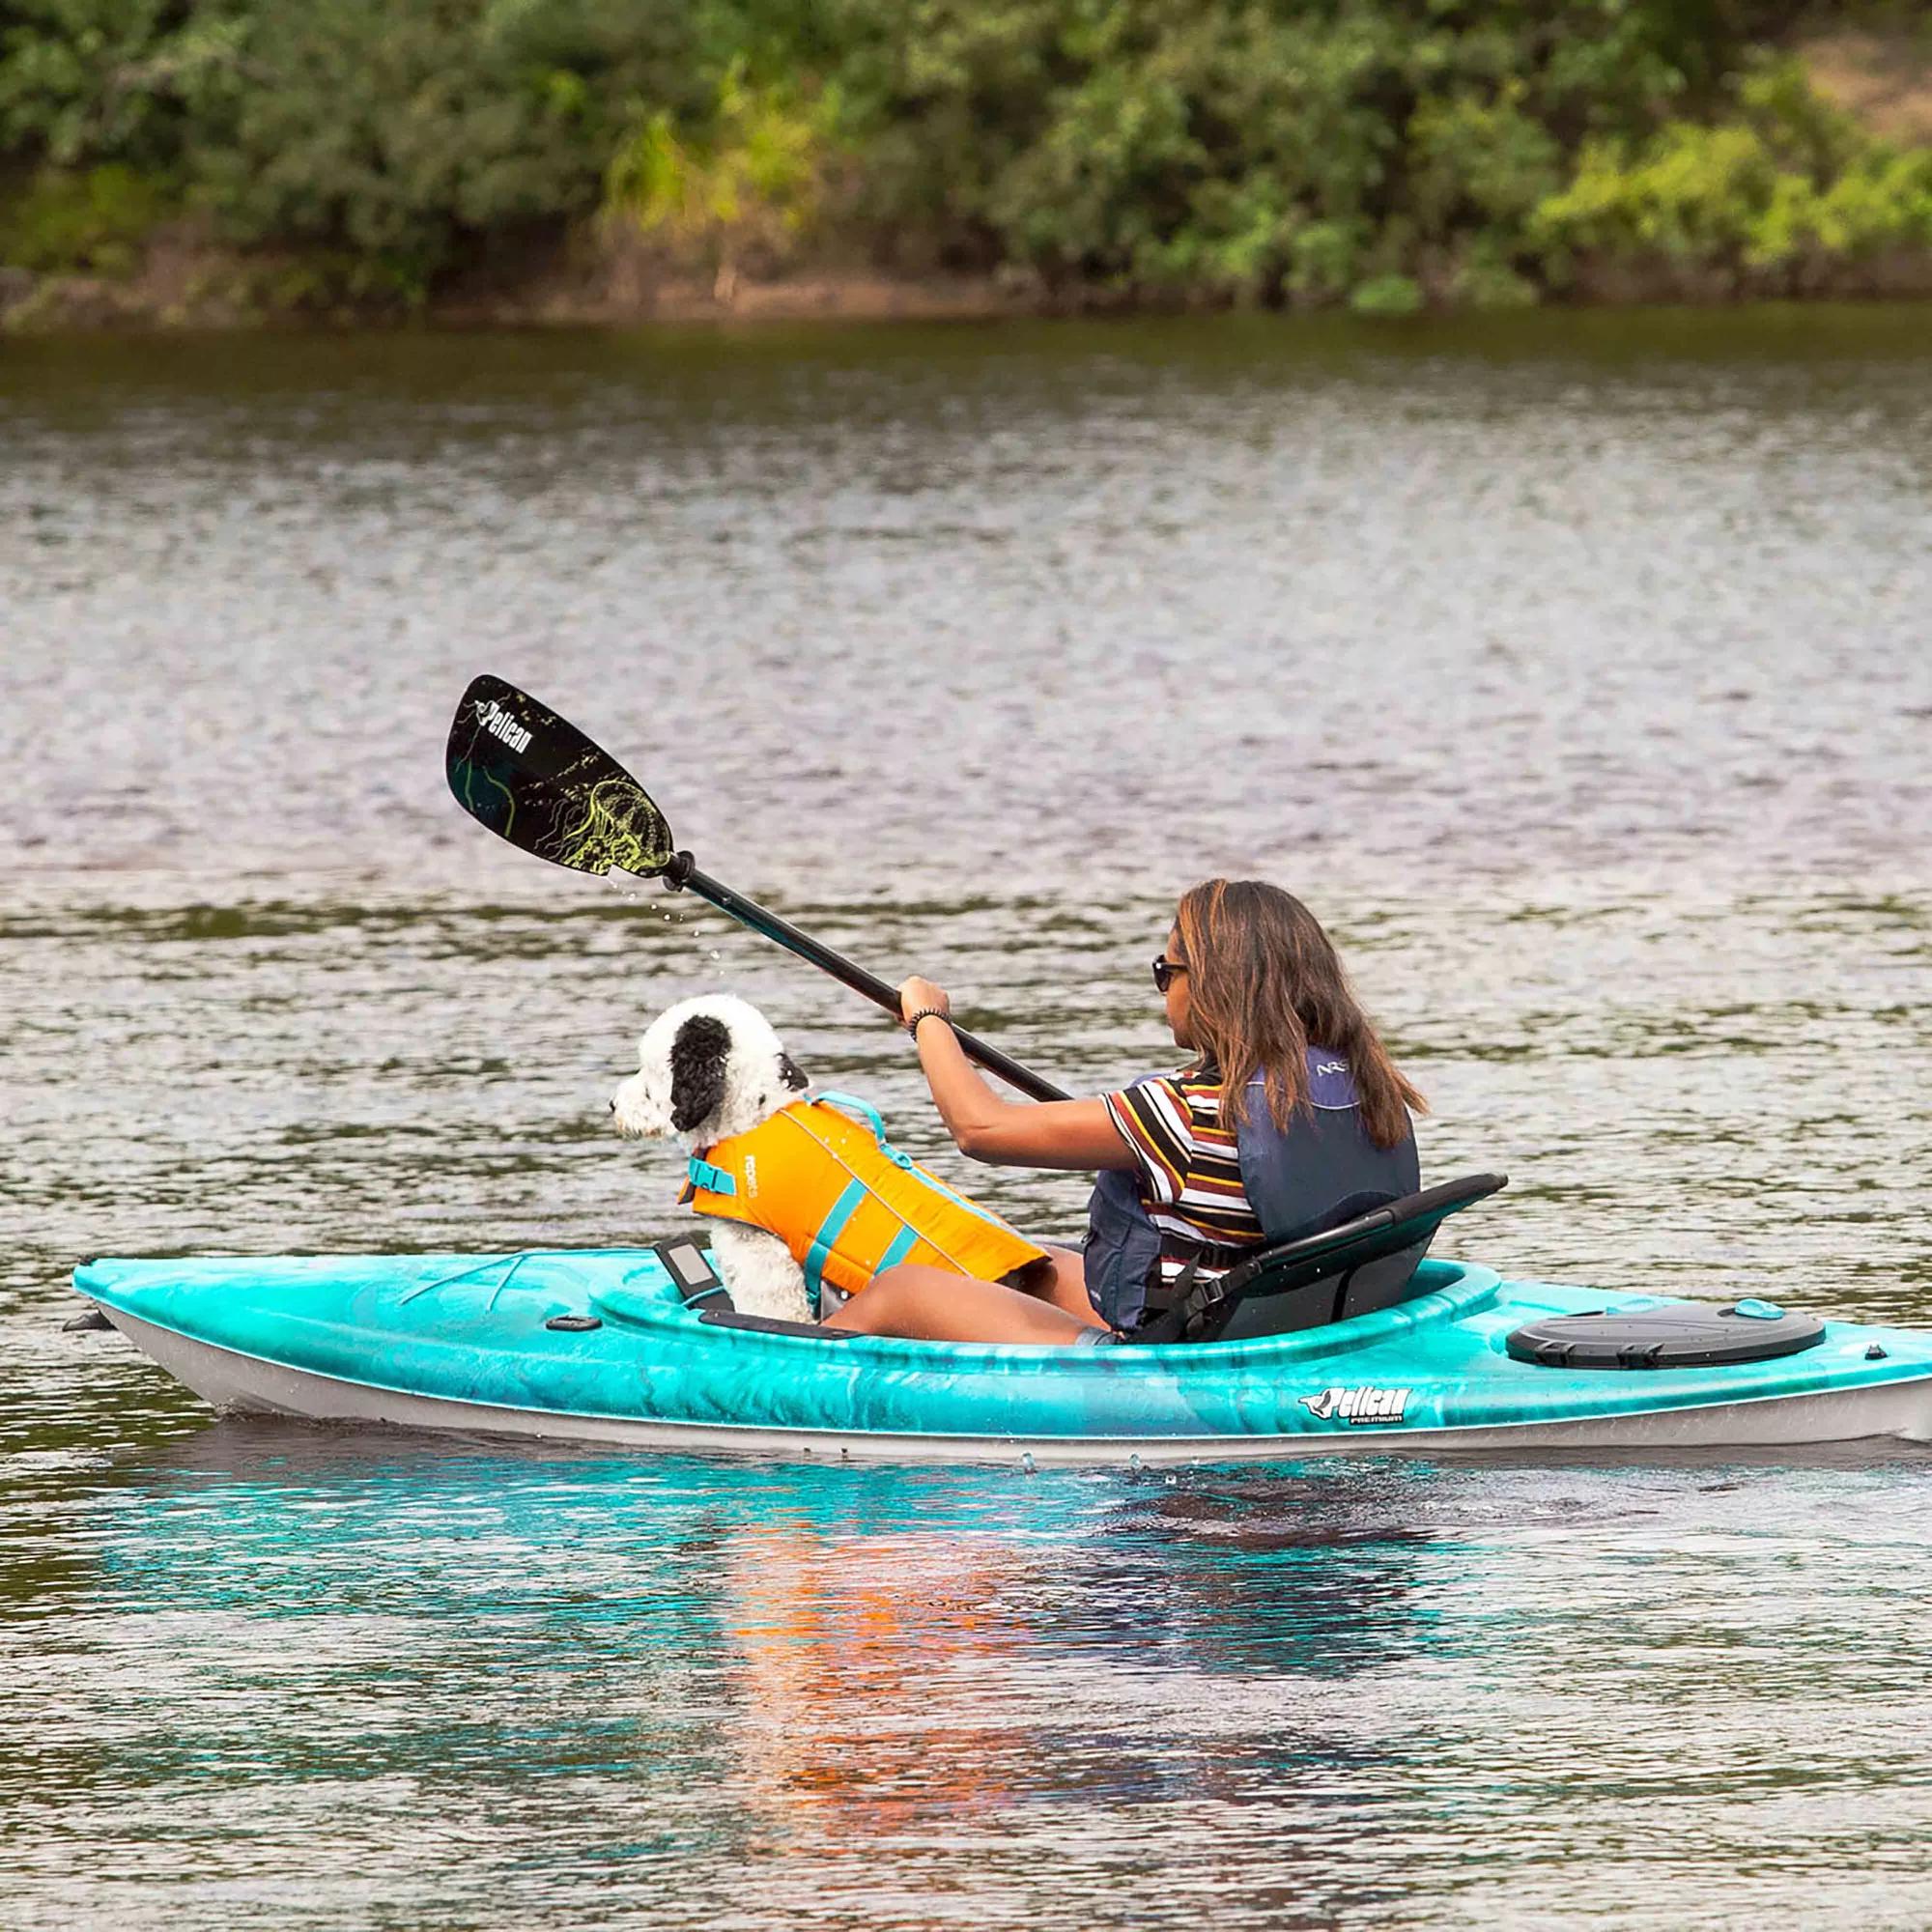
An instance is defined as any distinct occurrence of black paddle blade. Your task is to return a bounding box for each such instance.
[445,675,674,878]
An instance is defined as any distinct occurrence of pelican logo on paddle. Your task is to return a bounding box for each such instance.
[1300,1384,1410,1426]
[476,698,532,753]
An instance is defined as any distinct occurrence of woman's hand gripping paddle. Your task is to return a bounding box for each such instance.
[445,674,1070,1103]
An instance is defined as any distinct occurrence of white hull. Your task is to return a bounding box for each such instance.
[103,1310,1932,1464]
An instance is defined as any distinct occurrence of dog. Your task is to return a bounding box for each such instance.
[610,994,818,1323]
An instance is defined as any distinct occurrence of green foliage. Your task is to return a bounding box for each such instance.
[185,0,716,290]
[0,0,206,171]
[1532,59,1932,282]
[0,1,1925,309]
[1,0,725,287]
[1408,88,1563,232]
[1349,270,1423,316]
[603,57,843,272]
[849,0,1769,307]
[0,161,174,271]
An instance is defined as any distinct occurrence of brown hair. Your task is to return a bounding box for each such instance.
[1171,879,1425,1150]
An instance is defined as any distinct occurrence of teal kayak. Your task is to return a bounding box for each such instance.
[71,1245,1932,1461]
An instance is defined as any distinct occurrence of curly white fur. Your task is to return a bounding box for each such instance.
[610,994,816,1323]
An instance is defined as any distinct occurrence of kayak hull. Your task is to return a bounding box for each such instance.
[96,1303,1932,1461]
[74,1250,1932,1463]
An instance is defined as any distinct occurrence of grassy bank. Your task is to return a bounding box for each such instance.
[3,2,1930,329]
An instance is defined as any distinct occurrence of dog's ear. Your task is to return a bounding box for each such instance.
[669,1013,732,1133]
[778,1052,809,1093]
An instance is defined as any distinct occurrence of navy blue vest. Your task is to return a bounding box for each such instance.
[1083,1049,1419,1332]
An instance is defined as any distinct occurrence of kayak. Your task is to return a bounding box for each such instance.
[71,1244,1932,1462]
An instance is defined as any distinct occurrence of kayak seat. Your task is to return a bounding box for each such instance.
[1130,1173,1507,1346]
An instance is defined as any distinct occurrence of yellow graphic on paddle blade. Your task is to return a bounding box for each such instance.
[550,778,667,876]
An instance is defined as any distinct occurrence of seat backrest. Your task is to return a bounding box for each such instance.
[1146,1174,1507,1345]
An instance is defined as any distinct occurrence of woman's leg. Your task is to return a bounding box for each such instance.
[1020,1246,1099,1321]
[825,1262,1109,1345]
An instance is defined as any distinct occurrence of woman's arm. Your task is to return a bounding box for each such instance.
[898,977,1138,1172]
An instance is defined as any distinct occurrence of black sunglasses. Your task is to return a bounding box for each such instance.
[1151,955,1187,994]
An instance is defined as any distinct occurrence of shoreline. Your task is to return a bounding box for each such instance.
[0,242,1043,335]
[7,242,1932,337]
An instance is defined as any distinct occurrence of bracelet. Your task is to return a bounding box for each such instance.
[906,1008,952,1040]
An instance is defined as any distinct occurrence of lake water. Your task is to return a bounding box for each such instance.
[3,306,1930,1928]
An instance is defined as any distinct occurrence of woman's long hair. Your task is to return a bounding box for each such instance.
[1172,879,1424,1149]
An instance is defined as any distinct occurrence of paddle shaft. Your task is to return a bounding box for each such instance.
[666,856,1071,1104]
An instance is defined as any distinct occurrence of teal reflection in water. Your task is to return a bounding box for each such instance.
[11,1425,1932,1928]
[17,1430,1445,1920]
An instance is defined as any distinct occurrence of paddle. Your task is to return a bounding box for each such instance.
[445,674,1070,1103]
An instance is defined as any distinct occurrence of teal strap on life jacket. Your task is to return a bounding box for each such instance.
[804,1179,869,1311]
[876,1222,920,1273]
[686,1156,737,1198]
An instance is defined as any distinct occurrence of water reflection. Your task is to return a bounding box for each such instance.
[10,1421,1932,1926]
[19,1430,1439,1885]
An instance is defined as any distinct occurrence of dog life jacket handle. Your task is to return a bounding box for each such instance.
[810,1092,921,1168]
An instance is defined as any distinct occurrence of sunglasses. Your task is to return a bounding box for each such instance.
[1151,955,1187,994]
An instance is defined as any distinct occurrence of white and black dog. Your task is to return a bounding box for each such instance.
[610,994,818,1323]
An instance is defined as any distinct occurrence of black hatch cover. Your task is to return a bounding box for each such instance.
[1507,1298,1828,1370]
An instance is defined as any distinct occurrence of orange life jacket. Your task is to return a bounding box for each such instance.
[683,1094,1047,1311]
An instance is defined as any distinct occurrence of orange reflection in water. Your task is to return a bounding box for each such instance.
[719,1518,1049,1837]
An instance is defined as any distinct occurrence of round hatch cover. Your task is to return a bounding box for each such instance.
[1507,1300,1828,1370]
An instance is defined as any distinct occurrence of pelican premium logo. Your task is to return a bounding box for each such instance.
[476,698,532,753]
[1299,1385,1411,1426]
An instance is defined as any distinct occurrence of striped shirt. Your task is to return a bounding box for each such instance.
[1102,1067,1266,1292]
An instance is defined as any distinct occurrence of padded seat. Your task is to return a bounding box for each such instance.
[1127,1173,1507,1345]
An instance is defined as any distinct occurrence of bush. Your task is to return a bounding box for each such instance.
[0,161,174,271]
[185,0,714,292]
[603,57,845,276]
[1,0,723,287]
[1532,59,1932,286]
[849,0,1764,307]
[0,0,217,172]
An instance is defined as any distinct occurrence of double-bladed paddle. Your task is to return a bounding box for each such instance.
[445,674,1070,1103]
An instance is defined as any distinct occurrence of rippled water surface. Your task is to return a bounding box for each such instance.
[3,307,1930,1927]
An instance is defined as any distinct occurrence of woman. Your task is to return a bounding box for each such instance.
[823,878,1425,1345]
